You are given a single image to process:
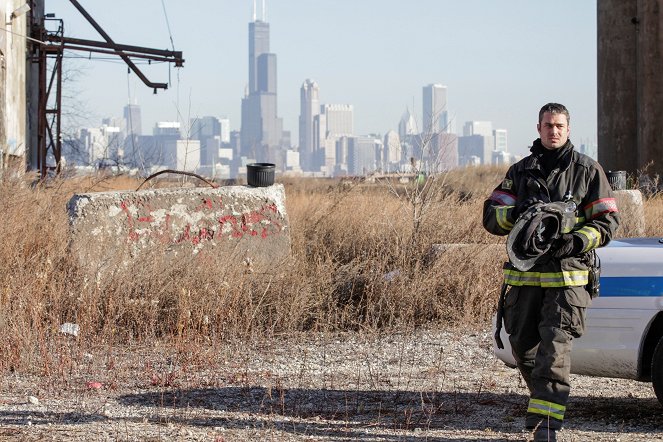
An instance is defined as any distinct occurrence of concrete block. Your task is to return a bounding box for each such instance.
[614,189,645,237]
[67,184,291,277]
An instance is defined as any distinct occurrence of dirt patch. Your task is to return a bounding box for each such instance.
[0,329,661,441]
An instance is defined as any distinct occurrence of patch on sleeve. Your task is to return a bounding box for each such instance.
[501,179,513,190]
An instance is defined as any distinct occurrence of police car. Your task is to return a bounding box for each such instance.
[494,237,663,405]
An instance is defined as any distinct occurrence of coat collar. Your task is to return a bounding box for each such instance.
[524,138,575,172]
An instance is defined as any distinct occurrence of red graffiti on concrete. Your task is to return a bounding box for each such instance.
[118,197,282,245]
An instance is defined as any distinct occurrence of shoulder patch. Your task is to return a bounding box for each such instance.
[502,179,513,190]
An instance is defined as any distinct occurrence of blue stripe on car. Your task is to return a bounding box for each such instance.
[599,276,663,297]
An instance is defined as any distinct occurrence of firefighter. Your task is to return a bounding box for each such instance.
[483,103,620,442]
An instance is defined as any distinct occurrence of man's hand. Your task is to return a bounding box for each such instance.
[512,196,541,220]
[550,233,579,258]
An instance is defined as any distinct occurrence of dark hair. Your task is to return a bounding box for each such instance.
[538,103,570,124]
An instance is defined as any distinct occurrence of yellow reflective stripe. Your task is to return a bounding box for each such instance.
[504,270,541,286]
[504,269,588,287]
[541,271,588,286]
[569,217,587,234]
[528,398,566,421]
[576,225,601,252]
[496,206,514,231]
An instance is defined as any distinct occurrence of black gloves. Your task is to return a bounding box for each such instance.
[512,196,541,221]
[550,233,581,258]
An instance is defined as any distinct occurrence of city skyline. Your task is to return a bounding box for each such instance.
[51,1,598,158]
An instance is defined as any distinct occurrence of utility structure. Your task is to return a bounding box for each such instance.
[28,0,184,178]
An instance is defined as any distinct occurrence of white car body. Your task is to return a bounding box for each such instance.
[494,238,663,386]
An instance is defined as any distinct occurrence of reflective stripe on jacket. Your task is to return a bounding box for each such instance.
[483,140,620,287]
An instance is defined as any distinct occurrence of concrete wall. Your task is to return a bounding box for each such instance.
[0,0,29,168]
[598,0,663,178]
[68,184,291,278]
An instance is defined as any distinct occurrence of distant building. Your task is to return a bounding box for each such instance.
[423,84,448,133]
[76,124,124,166]
[285,149,302,173]
[129,121,181,170]
[321,104,353,136]
[493,150,515,165]
[432,132,458,171]
[123,104,142,137]
[298,79,320,171]
[190,116,223,166]
[219,117,231,144]
[460,121,495,165]
[190,116,221,140]
[240,3,284,167]
[458,134,493,166]
[383,130,401,171]
[121,104,142,166]
[334,136,350,176]
[463,121,493,138]
[348,136,379,175]
[173,139,201,172]
[398,107,418,140]
[314,104,354,173]
[494,129,508,152]
[154,121,181,137]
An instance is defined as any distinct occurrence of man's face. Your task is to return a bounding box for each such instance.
[537,111,570,150]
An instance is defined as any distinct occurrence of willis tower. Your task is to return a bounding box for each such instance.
[240,0,283,167]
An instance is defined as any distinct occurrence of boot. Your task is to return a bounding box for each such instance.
[531,426,557,442]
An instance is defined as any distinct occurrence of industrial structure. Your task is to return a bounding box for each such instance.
[1,0,184,179]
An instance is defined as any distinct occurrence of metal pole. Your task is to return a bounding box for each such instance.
[67,0,168,90]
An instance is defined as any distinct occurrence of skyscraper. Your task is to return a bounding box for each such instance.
[422,84,448,134]
[312,104,353,174]
[299,79,319,171]
[348,136,379,176]
[190,116,222,166]
[383,130,402,170]
[398,108,417,140]
[240,0,283,166]
[123,103,142,137]
[460,121,494,165]
[123,103,142,167]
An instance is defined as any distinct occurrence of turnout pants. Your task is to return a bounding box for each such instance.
[503,285,590,430]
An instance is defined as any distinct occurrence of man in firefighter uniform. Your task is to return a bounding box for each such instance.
[483,103,620,441]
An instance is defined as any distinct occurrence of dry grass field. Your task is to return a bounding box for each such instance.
[0,165,659,375]
[1,166,662,440]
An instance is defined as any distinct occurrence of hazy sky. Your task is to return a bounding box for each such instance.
[50,0,597,157]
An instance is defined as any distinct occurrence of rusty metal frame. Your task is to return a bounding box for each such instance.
[32,0,185,179]
[35,17,64,178]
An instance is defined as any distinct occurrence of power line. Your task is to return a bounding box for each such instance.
[160,0,176,51]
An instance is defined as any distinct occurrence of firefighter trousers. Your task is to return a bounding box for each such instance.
[503,284,590,430]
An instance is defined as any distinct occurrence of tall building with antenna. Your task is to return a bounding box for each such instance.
[240,0,284,167]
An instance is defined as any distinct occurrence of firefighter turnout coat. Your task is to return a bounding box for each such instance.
[483,140,620,288]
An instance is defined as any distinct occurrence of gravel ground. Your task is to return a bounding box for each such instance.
[0,328,661,441]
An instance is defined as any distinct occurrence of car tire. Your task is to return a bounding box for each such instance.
[653,336,663,407]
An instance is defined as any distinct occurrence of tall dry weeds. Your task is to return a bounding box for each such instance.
[0,166,653,374]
